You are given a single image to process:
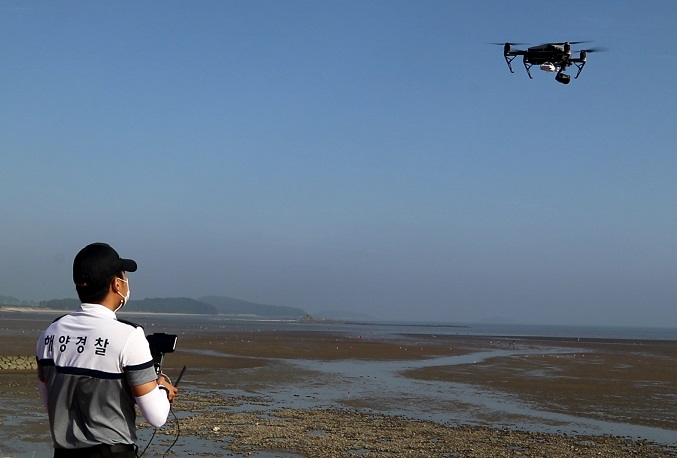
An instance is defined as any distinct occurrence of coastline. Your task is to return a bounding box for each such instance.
[2,311,676,457]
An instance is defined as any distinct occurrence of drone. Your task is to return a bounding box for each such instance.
[494,41,605,84]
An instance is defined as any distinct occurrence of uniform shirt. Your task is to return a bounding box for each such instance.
[36,303,158,449]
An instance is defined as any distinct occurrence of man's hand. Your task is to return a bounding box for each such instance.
[158,374,179,402]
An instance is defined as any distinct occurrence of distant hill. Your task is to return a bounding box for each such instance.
[35,297,215,314]
[28,295,306,317]
[200,295,307,318]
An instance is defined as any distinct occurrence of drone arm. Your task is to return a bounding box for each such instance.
[522,56,533,79]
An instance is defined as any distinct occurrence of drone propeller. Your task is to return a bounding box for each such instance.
[551,40,591,45]
[488,42,528,46]
[578,47,608,53]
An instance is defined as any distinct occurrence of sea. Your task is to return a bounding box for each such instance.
[126,312,677,342]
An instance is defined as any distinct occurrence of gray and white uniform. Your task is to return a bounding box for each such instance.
[36,303,158,449]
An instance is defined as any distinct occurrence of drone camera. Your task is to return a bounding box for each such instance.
[555,73,571,84]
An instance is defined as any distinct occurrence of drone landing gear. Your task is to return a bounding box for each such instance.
[572,60,586,79]
[504,54,517,73]
[523,58,534,79]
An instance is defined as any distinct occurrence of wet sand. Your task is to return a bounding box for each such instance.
[1,312,676,457]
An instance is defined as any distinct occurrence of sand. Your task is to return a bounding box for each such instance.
[1,311,676,457]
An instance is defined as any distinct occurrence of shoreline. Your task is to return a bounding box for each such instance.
[2,312,676,456]
[4,306,676,342]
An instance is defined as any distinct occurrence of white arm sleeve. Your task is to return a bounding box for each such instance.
[135,386,170,428]
[39,381,49,412]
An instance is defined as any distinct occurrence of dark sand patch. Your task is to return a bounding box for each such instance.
[405,337,677,431]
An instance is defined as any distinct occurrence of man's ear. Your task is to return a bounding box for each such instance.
[110,277,122,294]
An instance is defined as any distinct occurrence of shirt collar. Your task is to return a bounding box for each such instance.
[80,303,117,319]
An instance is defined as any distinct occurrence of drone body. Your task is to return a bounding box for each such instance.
[497,42,605,84]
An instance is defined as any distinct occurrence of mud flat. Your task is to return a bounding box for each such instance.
[1,312,676,457]
[148,390,676,458]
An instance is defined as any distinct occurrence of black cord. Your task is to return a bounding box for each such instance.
[137,372,181,458]
[137,403,181,457]
[137,428,155,458]
[162,406,180,457]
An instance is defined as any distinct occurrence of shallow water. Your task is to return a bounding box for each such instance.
[255,348,677,444]
[2,312,676,456]
[158,340,677,447]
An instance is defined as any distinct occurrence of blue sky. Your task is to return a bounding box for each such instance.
[1,1,676,326]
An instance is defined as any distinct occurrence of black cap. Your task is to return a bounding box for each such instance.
[73,243,137,287]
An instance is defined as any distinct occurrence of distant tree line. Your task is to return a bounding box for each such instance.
[0,295,35,306]
[38,298,80,310]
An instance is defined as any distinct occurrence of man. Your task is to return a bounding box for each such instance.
[36,242,178,457]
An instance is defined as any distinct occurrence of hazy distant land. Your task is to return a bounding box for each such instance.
[0,294,309,318]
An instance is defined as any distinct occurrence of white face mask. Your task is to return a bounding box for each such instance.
[115,277,131,312]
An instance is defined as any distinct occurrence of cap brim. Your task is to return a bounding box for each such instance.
[121,258,138,273]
